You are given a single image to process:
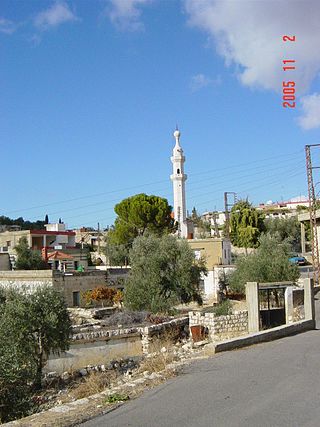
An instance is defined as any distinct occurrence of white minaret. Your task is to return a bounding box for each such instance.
[170,129,188,238]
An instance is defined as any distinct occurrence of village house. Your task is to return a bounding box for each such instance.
[0,222,89,271]
[188,237,233,300]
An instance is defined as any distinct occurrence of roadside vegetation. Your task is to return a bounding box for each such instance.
[0,286,71,423]
[124,234,206,313]
[227,234,300,295]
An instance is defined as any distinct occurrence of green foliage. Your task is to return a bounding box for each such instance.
[213,299,232,316]
[190,207,211,238]
[264,217,301,252]
[106,393,129,403]
[227,234,300,294]
[105,194,176,265]
[104,236,130,267]
[0,289,37,422]
[124,234,207,314]
[14,236,48,270]
[0,215,45,230]
[229,200,265,250]
[205,299,233,316]
[26,286,72,388]
[296,205,308,212]
[0,286,71,422]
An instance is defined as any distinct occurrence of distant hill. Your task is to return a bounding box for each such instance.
[0,215,46,230]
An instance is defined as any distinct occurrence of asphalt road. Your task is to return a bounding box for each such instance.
[81,298,320,427]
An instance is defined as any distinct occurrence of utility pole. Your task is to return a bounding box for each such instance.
[224,192,237,239]
[305,145,320,285]
[212,212,220,238]
[97,222,101,255]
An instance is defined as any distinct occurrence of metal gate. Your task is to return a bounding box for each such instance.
[259,285,286,329]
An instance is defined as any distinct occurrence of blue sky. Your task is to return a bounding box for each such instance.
[1,0,320,229]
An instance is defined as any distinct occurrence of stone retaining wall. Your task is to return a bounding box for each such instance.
[140,317,189,354]
[189,311,248,340]
[71,316,189,354]
[72,325,142,342]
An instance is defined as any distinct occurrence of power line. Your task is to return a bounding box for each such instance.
[26,156,304,221]
[69,167,305,229]
[4,150,303,216]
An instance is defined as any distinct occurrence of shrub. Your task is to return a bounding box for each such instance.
[107,393,130,404]
[101,310,149,327]
[213,299,232,316]
[82,287,122,307]
[124,234,206,314]
[228,234,299,294]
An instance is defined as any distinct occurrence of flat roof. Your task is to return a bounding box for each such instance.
[298,210,320,222]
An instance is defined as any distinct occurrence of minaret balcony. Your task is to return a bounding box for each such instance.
[170,173,187,181]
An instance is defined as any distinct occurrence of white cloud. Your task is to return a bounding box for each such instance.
[107,0,151,31]
[34,1,78,31]
[298,93,320,130]
[0,17,16,34]
[185,0,320,128]
[185,0,320,94]
[190,73,221,91]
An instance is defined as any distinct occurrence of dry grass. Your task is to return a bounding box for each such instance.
[67,371,117,400]
[140,331,179,374]
[140,350,176,374]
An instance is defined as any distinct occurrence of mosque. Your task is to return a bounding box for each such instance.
[170,129,232,300]
[170,129,194,239]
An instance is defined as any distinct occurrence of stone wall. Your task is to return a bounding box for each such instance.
[46,316,189,373]
[0,270,54,292]
[70,316,189,352]
[0,270,107,306]
[54,270,107,306]
[140,317,189,354]
[189,310,248,341]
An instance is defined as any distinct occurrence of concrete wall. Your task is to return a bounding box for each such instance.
[189,310,248,341]
[0,230,31,252]
[188,238,232,268]
[202,265,236,301]
[47,316,189,374]
[0,270,108,306]
[0,253,11,270]
[46,335,142,374]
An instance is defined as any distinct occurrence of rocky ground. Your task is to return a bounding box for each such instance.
[4,340,210,427]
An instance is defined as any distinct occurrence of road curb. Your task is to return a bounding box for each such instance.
[206,319,316,353]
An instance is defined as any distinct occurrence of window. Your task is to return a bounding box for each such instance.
[74,261,78,270]
[6,241,10,247]
[73,291,80,307]
[177,168,180,174]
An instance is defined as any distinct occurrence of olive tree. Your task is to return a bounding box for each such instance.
[124,234,207,313]
[0,286,71,421]
[227,234,300,295]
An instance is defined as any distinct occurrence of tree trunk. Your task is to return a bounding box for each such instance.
[34,335,43,390]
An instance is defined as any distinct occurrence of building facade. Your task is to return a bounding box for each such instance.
[0,223,88,271]
[188,238,233,300]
